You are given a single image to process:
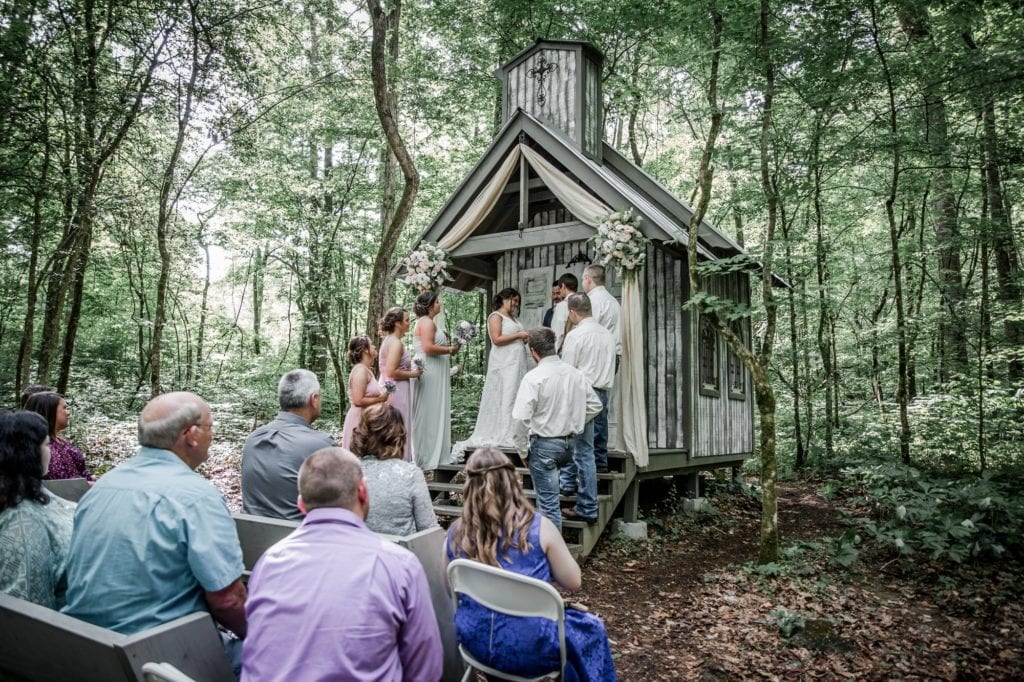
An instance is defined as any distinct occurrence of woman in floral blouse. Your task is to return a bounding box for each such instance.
[24,392,93,481]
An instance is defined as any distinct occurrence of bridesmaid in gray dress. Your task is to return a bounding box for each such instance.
[411,291,460,470]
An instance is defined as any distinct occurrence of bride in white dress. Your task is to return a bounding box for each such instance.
[451,288,529,461]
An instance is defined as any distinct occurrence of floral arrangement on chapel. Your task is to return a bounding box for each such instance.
[591,209,647,278]
[400,242,451,292]
[453,320,478,346]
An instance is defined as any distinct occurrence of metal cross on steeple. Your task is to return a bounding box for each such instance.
[527,55,557,107]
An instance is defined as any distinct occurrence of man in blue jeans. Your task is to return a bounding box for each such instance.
[559,292,616,523]
[512,327,602,530]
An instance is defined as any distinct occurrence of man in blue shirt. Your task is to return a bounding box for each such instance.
[63,392,247,642]
[241,369,335,520]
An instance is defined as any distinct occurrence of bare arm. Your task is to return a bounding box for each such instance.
[350,366,387,407]
[205,578,247,638]
[488,312,528,346]
[417,317,459,356]
[539,515,581,591]
[385,338,420,380]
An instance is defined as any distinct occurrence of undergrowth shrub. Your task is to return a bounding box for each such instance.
[834,461,1024,566]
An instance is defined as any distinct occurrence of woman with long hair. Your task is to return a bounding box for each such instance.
[341,336,389,449]
[450,287,529,461]
[350,403,438,537]
[443,448,617,681]
[0,411,76,608]
[378,308,421,461]
[411,291,459,470]
[24,391,93,481]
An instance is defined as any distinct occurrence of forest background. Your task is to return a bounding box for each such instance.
[1,0,1022,570]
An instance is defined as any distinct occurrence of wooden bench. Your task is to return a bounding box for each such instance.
[0,592,233,682]
[232,513,461,681]
[42,477,90,503]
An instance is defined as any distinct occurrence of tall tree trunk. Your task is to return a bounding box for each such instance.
[253,244,265,355]
[781,207,805,469]
[898,3,968,380]
[15,91,50,400]
[365,0,419,338]
[150,0,208,397]
[811,115,834,459]
[871,0,912,464]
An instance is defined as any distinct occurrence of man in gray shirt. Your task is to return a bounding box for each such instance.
[241,369,334,520]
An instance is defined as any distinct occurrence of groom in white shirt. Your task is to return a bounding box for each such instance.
[512,327,602,531]
[581,264,621,473]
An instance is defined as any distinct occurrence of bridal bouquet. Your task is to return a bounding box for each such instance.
[453,320,478,346]
[592,208,647,279]
[400,242,451,292]
[382,380,397,394]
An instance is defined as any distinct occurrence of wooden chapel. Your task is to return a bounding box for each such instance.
[412,39,759,551]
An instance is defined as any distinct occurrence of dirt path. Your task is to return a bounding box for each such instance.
[575,481,1024,680]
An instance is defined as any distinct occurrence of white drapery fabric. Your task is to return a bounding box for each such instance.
[617,277,649,467]
[438,146,523,252]
[434,142,649,467]
[518,145,610,227]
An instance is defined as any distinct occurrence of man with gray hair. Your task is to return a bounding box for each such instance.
[243,447,443,681]
[242,369,335,520]
[512,328,602,530]
[64,392,247,663]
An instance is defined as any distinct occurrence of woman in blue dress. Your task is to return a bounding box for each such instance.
[444,448,617,681]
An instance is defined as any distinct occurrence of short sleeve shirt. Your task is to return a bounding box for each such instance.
[62,447,244,635]
[0,489,75,609]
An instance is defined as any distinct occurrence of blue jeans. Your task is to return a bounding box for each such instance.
[528,435,574,531]
[557,420,598,520]
[592,388,609,469]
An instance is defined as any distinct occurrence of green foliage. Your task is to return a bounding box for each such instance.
[770,608,806,639]
[836,461,1024,566]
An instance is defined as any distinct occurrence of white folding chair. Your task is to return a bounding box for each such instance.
[141,662,197,682]
[447,558,566,682]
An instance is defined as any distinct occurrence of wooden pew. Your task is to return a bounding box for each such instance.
[233,514,462,681]
[0,592,233,682]
[42,477,90,503]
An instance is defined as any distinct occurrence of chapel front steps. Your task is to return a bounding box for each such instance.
[428,448,636,560]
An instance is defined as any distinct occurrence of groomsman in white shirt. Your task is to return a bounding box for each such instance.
[581,264,621,472]
[512,327,602,531]
[559,292,616,524]
[550,272,579,352]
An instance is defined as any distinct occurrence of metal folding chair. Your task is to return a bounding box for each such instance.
[447,558,566,681]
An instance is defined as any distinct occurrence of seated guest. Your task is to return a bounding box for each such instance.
[350,403,438,537]
[24,391,94,481]
[444,448,617,681]
[242,369,334,520]
[63,392,246,648]
[243,447,442,682]
[0,411,76,609]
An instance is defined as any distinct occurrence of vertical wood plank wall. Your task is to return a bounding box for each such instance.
[690,272,754,457]
[582,58,601,159]
[496,241,699,454]
[507,49,578,141]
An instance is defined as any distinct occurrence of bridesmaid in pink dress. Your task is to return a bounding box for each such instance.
[341,336,389,449]
[378,308,421,461]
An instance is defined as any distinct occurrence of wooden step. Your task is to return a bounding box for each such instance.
[434,464,625,481]
[433,504,598,531]
[427,482,610,504]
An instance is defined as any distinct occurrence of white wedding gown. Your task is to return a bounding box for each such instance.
[451,312,529,461]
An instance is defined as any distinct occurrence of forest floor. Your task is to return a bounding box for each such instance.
[80,420,1024,680]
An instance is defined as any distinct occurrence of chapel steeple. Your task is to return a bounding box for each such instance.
[497,39,604,162]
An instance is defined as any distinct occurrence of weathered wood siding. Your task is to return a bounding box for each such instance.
[496,240,693,453]
[582,57,601,161]
[506,49,578,143]
[690,272,754,457]
[643,243,688,450]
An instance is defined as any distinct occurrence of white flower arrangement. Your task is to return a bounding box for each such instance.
[400,242,451,292]
[591,209,647,279]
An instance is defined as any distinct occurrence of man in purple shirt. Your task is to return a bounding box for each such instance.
[242,447,443,682]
